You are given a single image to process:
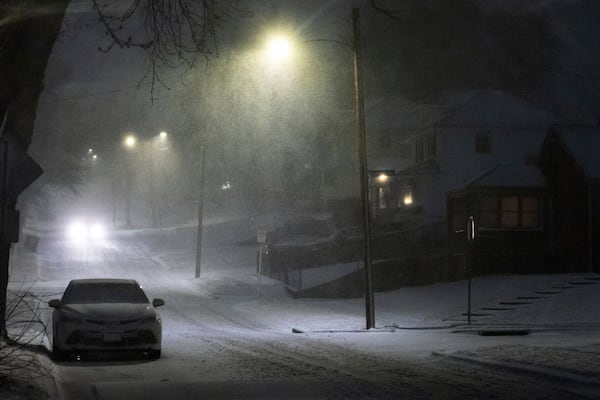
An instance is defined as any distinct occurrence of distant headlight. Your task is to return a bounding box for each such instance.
[66,219,106,245]
[89,223,105,240]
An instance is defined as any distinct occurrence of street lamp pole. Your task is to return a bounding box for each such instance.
[353,7,375,329]
[195,142,206,278]
[124,134,137,228]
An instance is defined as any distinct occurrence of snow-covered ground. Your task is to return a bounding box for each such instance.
[3,219,600,399]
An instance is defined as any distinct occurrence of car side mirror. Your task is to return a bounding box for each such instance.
[152,298,165,307]
[48,299,61,308]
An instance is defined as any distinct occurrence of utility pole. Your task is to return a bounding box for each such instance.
[353,8,375,329]
[195,143,206,278]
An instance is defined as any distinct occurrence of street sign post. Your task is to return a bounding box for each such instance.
[256,230,267,297]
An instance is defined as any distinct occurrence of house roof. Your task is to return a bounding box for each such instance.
[546,125,600,179]
[435,90,558,129]
[366,90,481,134]
[366,89,558,138]
[449,164,547,196]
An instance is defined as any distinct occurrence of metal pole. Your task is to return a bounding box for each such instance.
[353,7,375,329]
[588,181,593,272]
[467,216,475,325]
[257,244,263,297]
[0,140,8,337]
[195,143,206,278]
[125,158,132,228]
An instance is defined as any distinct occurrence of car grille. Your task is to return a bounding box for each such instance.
[66,329,157,346]
[85,319,141,325]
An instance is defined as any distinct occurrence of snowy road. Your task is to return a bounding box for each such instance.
[13,227,599,399]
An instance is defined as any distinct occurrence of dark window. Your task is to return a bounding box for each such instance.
[481,196,498,227]
[427,132,437,158]
[475,130,491,153]
[416,136,424,162]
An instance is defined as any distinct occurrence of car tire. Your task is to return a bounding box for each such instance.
[52,343,66,361]
[147,349,161,360]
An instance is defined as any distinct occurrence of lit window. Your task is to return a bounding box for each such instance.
[521,196,540,228]
[501,196,519,228]
[479,195,541,229]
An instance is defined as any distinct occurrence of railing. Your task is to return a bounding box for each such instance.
[264,220,448,292]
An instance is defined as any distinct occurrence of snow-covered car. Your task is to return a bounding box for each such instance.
[48,278,165,360]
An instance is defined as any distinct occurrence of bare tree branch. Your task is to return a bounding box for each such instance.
[91,0,239,100]
[369,0,410,21]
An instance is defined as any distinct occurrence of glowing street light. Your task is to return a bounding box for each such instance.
[267,36,291,58]
[265,34,294,64]
[124,134,137,148]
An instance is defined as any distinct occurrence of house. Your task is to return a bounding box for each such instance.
[364,89,563,279]
[539,124,600,272]
[392,89,557,226]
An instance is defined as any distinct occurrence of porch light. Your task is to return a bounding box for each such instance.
[403,193,413,206]
[377,174,389,184]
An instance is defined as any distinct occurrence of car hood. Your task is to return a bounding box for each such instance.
[60,303,156,322]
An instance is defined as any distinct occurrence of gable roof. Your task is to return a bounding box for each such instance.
[449,164,546,197]
[434,90,558,129]
[366,89,558,140]
[544,125,600,179]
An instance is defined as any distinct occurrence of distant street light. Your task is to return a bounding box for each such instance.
[124,134,137,148]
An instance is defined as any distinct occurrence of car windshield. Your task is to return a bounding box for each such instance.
[62,282,149,304]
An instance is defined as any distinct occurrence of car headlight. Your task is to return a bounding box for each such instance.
[141,314,160,324]
[66,219,106,245]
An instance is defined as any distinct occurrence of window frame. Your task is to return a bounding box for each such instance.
[479,194,542,230]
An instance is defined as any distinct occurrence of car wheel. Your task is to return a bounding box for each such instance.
[147,349,161,360]
[52,342,66,361]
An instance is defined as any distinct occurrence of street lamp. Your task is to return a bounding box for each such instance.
[124,135,137,148]
[266,35,293,63]
[259,9,375,328]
